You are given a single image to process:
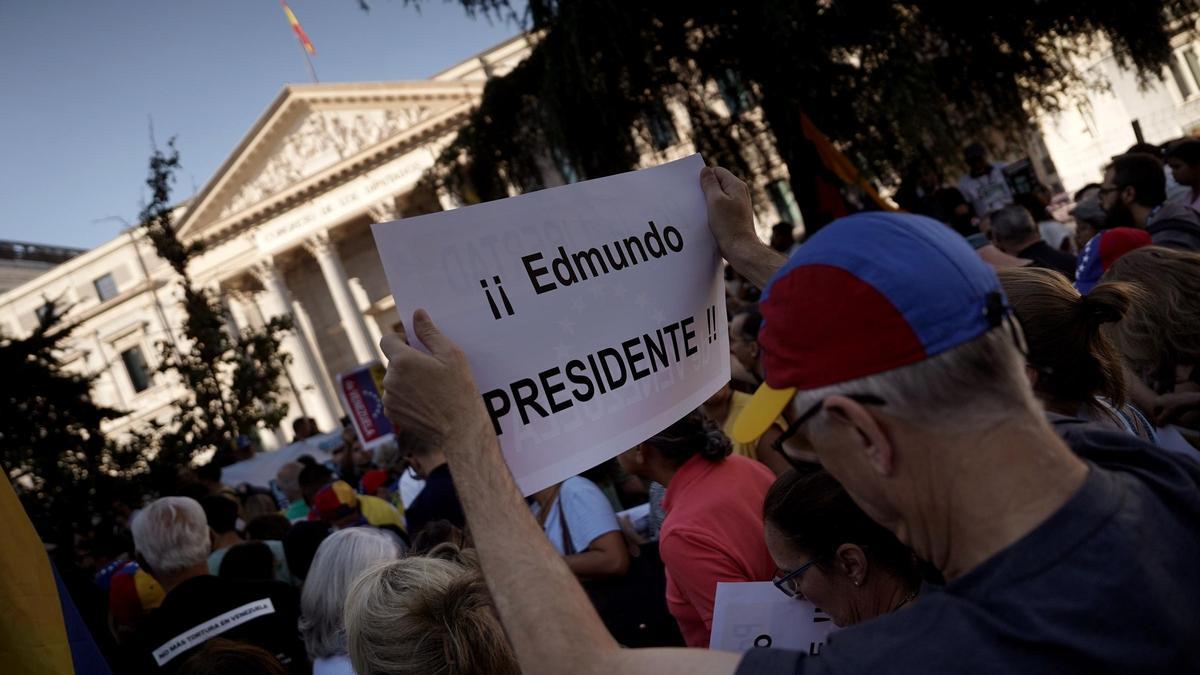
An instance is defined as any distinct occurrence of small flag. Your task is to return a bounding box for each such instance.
[281,1,316,55]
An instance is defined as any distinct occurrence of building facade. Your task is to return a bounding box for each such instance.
[1,35,796,448]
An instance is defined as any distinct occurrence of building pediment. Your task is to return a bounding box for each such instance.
[176,80,483,244]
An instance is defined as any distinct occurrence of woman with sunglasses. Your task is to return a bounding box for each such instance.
[616,411,776,647]
[763,468,923,627]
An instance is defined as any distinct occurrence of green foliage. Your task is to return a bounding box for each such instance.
[138,141,293,475]
[0,305,140,549]
[428,0,1198,227]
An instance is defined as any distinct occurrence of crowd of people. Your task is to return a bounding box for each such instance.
[54,139,1200,674]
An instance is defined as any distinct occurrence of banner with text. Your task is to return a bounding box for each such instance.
[371,154,728,494]
[709,582,838,655]
[338,362,395,451]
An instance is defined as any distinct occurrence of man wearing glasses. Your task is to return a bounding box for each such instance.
[380,166,1200,674]
[1099,152,1200,251]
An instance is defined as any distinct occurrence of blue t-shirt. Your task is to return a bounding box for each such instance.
[737,419,1200,674]
[532,476,620,555]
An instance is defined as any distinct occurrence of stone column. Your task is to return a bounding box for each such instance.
[348,277,386,363]
[305,231,376,365]
[292,298,341,422]
[250,260,339,432]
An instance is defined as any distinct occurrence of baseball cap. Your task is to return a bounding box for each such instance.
[361,469,390,496]
[732,212,1004,443]
[312,480,360,522]
[1074,227,1152,294]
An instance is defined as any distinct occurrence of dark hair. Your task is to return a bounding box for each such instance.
[1124,142,1162,157]
[199,494,239,535]
[764,469,920,588]
[411,520,470,556]
[218,541,276,582]
[645,411,731,465]
[1073,182,1101,202]
[999,268,1138,406]
[245,513,292,541]
[733,308,763,341]
[283,520,332,581]
[194,462,222,484]
[1108,153,1166,207]
[1165,138,1200,165]
[298,463,334,490]
[177,638,288,675]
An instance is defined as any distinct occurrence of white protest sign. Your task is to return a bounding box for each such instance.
[371,154,728,495]
[709,582,838,655]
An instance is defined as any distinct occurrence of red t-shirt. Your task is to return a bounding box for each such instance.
[660,453,777,647]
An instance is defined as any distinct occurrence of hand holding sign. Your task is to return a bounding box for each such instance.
[372,155,729,494]
[380,310,493,451]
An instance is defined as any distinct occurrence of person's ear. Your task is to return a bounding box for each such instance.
[835,543,869,587]
[822,395,894,476]
[1121,185,1136,207]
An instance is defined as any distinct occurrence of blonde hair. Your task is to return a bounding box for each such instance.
[1101,246,1200,390]
[998,267,1140,406]
[344,555,517,675]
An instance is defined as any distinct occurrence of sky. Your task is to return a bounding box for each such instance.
[0,0,524,249]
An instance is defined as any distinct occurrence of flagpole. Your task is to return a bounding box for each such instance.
[300,42,319,83]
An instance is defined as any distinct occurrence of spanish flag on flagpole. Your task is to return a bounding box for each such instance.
[281,0,316,55]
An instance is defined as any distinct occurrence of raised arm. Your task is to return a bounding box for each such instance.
[380,314,740,675]
[700,166,786,289]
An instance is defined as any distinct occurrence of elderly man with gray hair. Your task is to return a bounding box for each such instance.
[988,203,1077,279]
[131,497,306,673]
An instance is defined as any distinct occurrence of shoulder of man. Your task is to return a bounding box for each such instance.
[1049,415,1200,492]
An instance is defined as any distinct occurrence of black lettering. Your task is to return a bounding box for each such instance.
[663,224,684,252]
[538,367,573,414]
[565,359,595,401]
[622,337,650,380]
[511,378,549,425]
[602,242,628,271]
[522,253,556,294]
[662,321,682,361]
[682,317,698,356]
[644,220,667,258]
[623,236,648,265]
[482,388,511,435]
[598,347,628,390]
[552,246,579,287]
[571,247,609,280]
[643,330,668,372]
[587,353,608,394]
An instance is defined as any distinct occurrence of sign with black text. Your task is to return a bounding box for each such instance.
[371,154,728,494]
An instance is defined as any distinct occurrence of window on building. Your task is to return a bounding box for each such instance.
[1169,55,1193,98]
[767,180,803,228]
[121,346,152,393]
[646,105,679,150]
[1184,49,1200,92]
[717,69,752,116]
[93,273,119,302]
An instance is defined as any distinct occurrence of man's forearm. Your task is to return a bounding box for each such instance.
[445,427,618,674]
[724,238,786,290]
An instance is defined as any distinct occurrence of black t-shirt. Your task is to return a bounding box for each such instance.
[136,575,308,673]
[1017,240,1078,280]
[736,420,1200,674]
[405,463,466,537]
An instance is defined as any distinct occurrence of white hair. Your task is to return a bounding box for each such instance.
[131,497,210,577]
[371,440,403,472]
[299,527,404,660]
[790,325,1040,435]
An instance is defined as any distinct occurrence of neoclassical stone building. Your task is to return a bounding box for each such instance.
[0,35,797,447]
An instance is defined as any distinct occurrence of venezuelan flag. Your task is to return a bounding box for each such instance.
[281,1,317,55]
[0,479,111,674]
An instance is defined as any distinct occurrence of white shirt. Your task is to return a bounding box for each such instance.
[313,654,355,675]
[958,163,1014,217]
